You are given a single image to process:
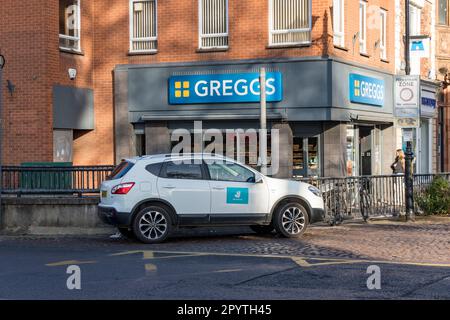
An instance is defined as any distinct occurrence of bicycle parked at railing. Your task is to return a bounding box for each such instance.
[320,179,354,225]
[359,177,372,222]
[320,177,373,225]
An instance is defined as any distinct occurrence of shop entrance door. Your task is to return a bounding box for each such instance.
[293,136,320,177]
[359,126,372,176]
[346,125,373,176]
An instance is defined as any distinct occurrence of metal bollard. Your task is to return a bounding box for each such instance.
[404,141,415,221]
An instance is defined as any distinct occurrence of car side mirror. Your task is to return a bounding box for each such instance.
[255,175,263,184]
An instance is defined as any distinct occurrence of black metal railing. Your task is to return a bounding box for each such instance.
[0,166,115,197]
[297,173,450,224]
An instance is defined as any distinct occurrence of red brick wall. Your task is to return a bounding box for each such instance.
[0,0,397,166]
[331,0,395,71]
[0,0,56,165]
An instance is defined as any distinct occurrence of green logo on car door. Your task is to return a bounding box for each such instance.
[226,187,249,204]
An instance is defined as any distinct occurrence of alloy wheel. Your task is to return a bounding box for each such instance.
[138,210,168,240]
[281,206,306,235]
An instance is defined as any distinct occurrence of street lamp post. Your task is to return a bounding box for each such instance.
[0,54,5,225]
[405,0,411,76]
[404,0,415,221]
[259,67,267,175]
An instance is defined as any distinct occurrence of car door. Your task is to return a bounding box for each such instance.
[206,161,269,221]
[157,160,211,216]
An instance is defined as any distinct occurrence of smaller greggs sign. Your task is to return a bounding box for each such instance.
[169,72,283,104]
[349,73,385,107]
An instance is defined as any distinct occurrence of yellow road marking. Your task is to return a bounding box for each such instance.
[109,250,205,260]
[291,257,368,268]
[110,249,450,269]
[46,260,97,267]
[145,263,157,272]
[46,250,450,270]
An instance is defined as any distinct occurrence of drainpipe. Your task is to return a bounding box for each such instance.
[0,54,5,225]
[405,0,411,76]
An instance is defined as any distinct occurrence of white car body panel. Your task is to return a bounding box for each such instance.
[157,177,211,214]
[208,179,270,214]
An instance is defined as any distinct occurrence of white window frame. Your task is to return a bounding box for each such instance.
[198,0,229,49]
[129,0,158,54]
[333,0,345,47]
[380,9,387,60]
[59,0,81,52]
[359,0,367,54]
[268,0,312,46]
[409,4,421,36]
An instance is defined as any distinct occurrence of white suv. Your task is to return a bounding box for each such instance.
[98,154,324,243]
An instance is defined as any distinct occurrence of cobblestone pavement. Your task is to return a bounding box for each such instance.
[2,216,449,264]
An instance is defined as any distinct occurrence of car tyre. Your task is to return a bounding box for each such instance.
[273,202,309,238]
[117,227,136,239]
[250,225,274,234]
[133,205,172,244]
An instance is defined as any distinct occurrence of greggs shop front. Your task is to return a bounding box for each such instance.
[113,57,397,178]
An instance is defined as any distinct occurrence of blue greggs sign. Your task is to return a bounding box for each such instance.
[349,73,385,107]
[168,72,283,104]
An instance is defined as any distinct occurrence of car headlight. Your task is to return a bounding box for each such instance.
[308,185,321,197]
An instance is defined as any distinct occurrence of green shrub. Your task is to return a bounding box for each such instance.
[415,176,450,215]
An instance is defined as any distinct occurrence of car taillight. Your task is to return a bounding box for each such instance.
[111,182,135,195]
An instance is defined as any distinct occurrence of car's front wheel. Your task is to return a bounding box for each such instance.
[133,205,172,244]
[273,202,309,238]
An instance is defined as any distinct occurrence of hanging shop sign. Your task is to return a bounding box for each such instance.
[410,36,430,59]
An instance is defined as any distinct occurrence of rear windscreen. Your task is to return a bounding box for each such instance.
[107,161,134,180]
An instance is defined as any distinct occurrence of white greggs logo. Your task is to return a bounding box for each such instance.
[194,78,277,97]
[169,72,283,104]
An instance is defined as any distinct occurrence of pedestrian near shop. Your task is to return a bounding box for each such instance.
[391,149,405,174]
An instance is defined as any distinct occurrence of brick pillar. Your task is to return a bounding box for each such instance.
[271,123,293,178]
[145,121,171,155]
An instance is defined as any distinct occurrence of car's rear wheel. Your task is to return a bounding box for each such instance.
[133,205,172,244]
[250,225,274,234]
[273,202,309,238]
[117,227,136,239]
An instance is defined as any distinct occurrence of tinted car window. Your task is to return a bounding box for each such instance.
[107,161,134,180]
[163,162,203,180]
[207,162,255,182]
[146,162,163,177]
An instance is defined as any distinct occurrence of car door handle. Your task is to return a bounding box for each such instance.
[212,186,225,190]
[162,185,176,189]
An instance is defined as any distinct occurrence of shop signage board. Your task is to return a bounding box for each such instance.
[394,75,420,128]
[168,72,283,104]
[349,73,385,107]
[420,89,437,118]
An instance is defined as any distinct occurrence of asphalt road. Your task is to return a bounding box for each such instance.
[0,227,449,300]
